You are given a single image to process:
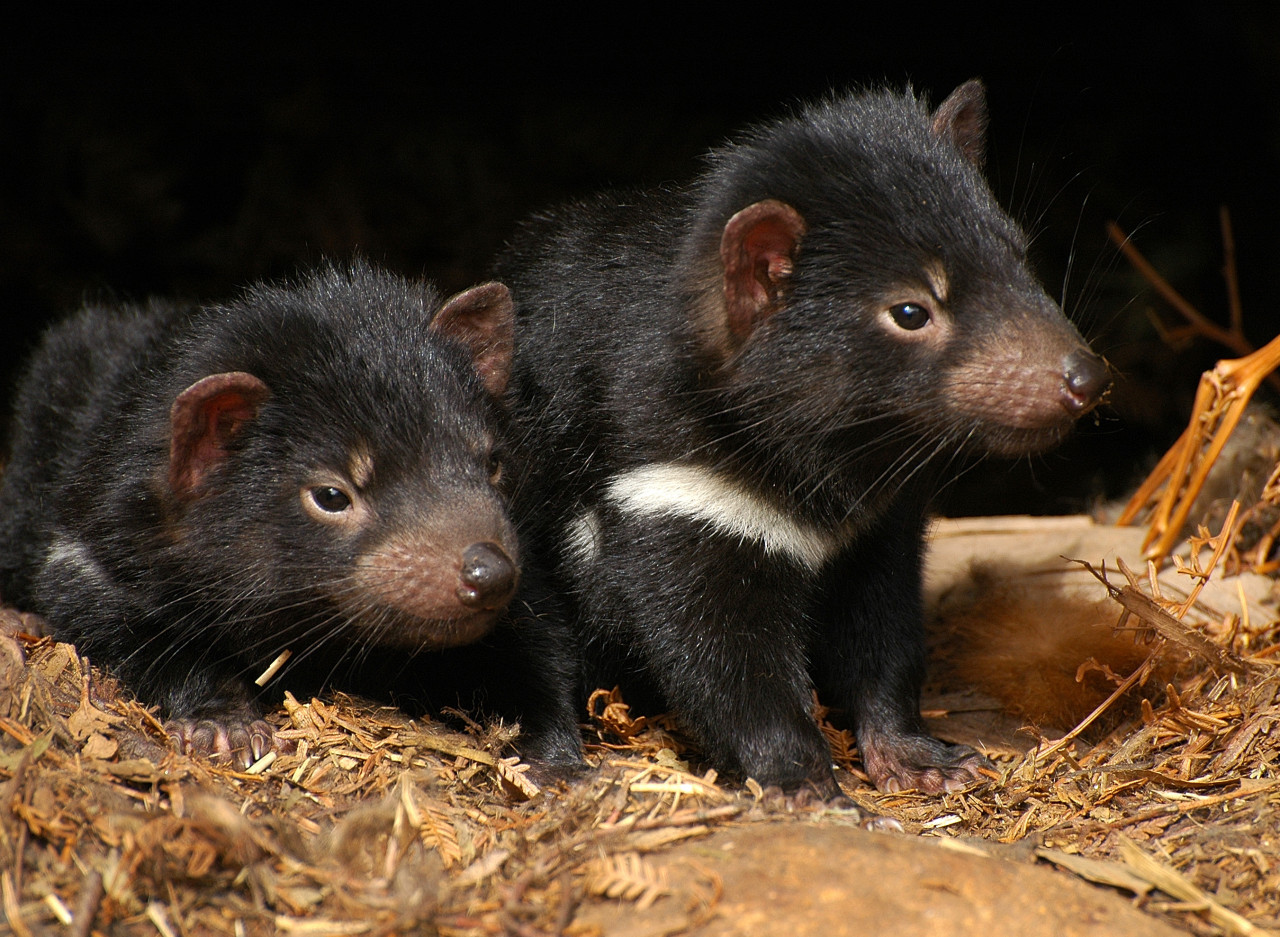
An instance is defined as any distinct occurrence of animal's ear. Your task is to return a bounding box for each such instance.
[169,371,271,500]
[720,199,807,342]
[432,282,515,397]
[931,79,988,168]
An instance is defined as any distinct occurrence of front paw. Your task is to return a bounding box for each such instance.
[859,732,990,794]
[524,757,594,788]
[166,717,279,770]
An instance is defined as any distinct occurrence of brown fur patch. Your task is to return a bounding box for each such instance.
[922,260,949,303]
[348,442,375,490]
[928,564,1188,733]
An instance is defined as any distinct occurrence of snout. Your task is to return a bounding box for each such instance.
[941,331,1112,457]
[1060,348,1110,415]
[457,541,519,610]
[345,496,520,647]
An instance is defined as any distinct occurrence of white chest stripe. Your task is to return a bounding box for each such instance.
[600,462,845,571]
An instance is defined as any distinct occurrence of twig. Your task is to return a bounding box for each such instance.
[69,855,103,937]
[1109,217,1275,394]
[1,871,33,937]
[1118,835,1276,936]
[1077,779,1278,834]
[1221,207,1244,338]
[1033,645,1161,761]
[1171,501,1240,617]
[1075,558,1247,674]
[1111,213,1280,564]
[1108,221,1253,360]
[1117,344,1280,557]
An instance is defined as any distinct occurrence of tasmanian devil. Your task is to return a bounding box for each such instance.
[0,261,581,769]
[495,80,1110,796]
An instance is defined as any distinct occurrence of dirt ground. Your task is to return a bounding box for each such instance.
[2,515,1278,937]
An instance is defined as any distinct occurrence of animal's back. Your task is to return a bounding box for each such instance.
[497,189,709,534]
[0,301,183,604]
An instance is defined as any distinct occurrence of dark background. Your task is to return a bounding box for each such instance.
[3,7,1278,512]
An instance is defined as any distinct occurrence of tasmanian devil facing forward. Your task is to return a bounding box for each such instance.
[0,262,581,769]
[496,81,1109,796]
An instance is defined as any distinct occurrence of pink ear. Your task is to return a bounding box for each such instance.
[720,199,807,342]
[931,79,988,168]
[169,371,271,499]
[431,282,515,397]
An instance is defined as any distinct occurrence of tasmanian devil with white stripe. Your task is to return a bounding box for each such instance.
[0,262,581,769]
[496,81,1110,796]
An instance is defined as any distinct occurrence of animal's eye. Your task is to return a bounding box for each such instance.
[489,454,504,485]
[889,302,931,331]
[310,486,352,513]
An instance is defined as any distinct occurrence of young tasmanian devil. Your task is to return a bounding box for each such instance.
[0,261,582,770]
[495,80,1110,796]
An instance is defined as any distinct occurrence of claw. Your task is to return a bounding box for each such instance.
[166,717,279,770]
[860,733,990,795]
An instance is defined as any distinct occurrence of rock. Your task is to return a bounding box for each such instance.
[572,823,1183,937]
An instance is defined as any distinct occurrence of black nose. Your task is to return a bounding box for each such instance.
[1061,349,1110,414]
[458,541,518,610]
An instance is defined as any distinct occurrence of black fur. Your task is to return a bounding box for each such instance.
[495,82,1108,795]
[0,261,582,769]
